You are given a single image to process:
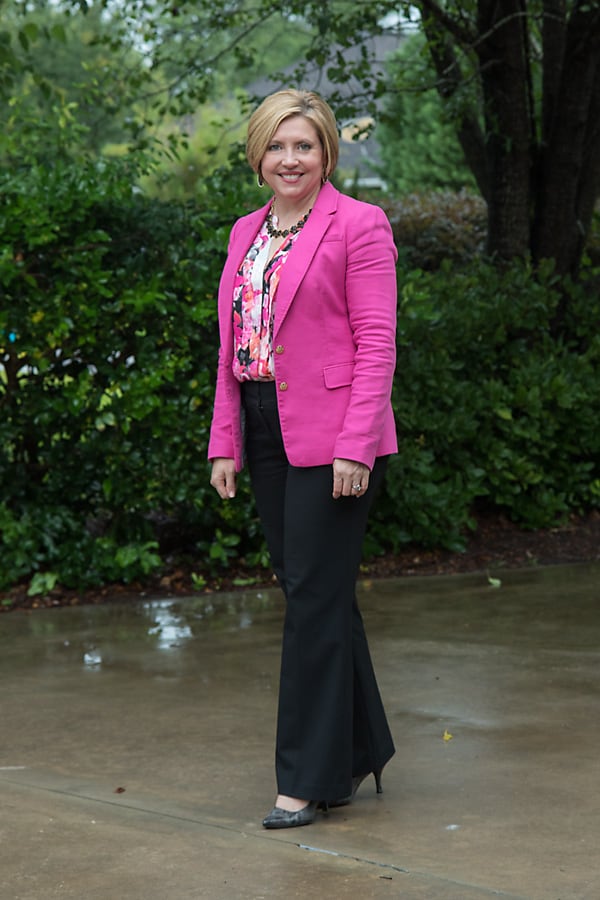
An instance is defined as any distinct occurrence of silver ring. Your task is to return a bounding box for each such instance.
[352,483,361,491]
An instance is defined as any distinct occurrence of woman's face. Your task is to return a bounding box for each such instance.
[260,115,324,209]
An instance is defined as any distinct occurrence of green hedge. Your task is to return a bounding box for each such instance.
[1,155,599,591]
[0,152,261,591]
[384,191,487,270]
[373,260,600,553]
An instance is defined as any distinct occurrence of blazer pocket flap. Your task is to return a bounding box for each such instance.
[323,362,355,389]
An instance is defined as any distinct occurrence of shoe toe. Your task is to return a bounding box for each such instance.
[262,803,318,829]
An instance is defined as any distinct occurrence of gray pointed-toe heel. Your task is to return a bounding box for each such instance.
[262,800,326,829]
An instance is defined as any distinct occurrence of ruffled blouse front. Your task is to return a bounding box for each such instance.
[231,218,301,381]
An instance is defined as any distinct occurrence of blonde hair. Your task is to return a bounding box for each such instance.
[246,90,339,181]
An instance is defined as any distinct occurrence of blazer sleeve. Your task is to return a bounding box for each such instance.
[332,203,398,467]
[207,222,243,468]
[207,345,237,461]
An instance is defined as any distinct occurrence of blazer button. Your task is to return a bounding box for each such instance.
[279,381,288,391]
[275,344,284,354]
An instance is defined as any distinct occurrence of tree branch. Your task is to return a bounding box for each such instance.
[421,14,489,200]
[416,0,477,47]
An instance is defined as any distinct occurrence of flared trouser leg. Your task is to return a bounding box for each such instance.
[242,382,395,803]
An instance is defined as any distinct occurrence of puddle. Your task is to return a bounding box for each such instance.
[0,588,284,677]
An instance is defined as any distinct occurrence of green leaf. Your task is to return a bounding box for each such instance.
[27,572,59,596]
[50,24,68,44]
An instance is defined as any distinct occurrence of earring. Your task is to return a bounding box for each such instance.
[322,171,329,184]
[257,171,264,187]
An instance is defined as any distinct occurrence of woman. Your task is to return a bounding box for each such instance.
[208,89,397,829]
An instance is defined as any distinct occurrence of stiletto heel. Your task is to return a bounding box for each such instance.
[374,768,383,794]
[329,767,384,808]
[351,769,383,799]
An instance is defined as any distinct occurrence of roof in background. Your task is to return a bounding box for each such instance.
[246,33,405,186]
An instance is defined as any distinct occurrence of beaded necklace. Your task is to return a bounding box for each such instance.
[265,205,312,239]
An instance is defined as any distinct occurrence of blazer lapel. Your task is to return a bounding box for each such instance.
[219,185,340,337]
[273,183,339,336]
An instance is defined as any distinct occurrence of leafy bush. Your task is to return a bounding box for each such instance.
[0,142,263,590]
[370,260,600,551]
[384,191,487,270]
[2,144,599,590]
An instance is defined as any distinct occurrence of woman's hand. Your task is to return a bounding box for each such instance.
[210,458,237,499]
[332,458,370,499]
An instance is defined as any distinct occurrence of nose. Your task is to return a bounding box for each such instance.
[282,148,298,166]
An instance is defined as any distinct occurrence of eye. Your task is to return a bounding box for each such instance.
[267,142,282,151]
[299,142,312,151]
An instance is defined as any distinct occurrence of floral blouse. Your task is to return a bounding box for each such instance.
[232,218,301,381]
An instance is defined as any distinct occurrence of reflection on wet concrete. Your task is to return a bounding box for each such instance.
[1,563,599,678]
[0,589,282,675]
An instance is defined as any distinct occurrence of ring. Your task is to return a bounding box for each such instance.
[352,483,362,491]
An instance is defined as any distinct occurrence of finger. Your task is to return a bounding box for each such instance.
[333,460,368,499]
[351,472,370,498]
[339,472,356,497]
[222,471,236,499]
[353,480,369,498]
[332,471,343,499]
[212,479,228,500]
[211,469,236,499]
[332,465,354,498]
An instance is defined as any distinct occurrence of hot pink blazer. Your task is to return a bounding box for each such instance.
[207,182,398,471]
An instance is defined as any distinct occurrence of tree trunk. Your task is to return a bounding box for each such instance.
[476,0,533,260]
[417,0,600,274]
[532,5,600,275]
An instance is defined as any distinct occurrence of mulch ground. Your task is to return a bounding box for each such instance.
[2,510,599,614]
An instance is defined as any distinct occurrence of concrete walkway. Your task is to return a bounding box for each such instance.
[1,563,599,899]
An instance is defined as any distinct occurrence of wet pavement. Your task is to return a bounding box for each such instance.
[1,563,599,899]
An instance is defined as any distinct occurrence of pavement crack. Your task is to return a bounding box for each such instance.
[296,843,527,899]
[299,842,409,872]
[0,773,537,899]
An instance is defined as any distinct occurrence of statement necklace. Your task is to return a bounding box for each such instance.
[266,205,312,239]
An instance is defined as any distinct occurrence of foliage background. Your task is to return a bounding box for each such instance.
[2,138,599,593]
[1,1,600,595]
[375,33,477,195]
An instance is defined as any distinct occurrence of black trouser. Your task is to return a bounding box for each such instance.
[242,380,395,802]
